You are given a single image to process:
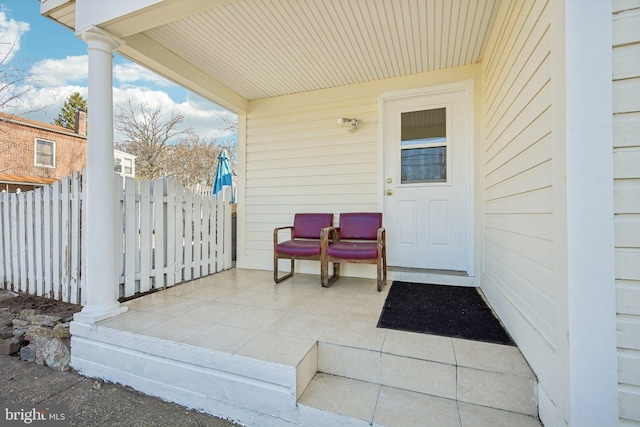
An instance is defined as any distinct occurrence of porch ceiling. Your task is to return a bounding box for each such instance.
[42,0,500,111]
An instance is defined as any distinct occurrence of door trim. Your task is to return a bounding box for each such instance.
[378,80,475,275]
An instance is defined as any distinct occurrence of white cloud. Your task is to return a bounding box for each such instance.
[114,62,175,88]
[6,84,87,122]
[30,55,88,86]
[0,10,29,62]
[28,56,178,89]
[3,47,235,141]
[16,84,235,142]
[113,86,235,141]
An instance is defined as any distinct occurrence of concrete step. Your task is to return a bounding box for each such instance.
[298,373,543,427]
[312,330,538,417]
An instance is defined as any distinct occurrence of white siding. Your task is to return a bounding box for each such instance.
[613,1,640,424]
[481,0,563,421]
[243,94,379,269]
[239,65,481,272]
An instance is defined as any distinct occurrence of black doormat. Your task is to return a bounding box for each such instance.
[377,281,515,346]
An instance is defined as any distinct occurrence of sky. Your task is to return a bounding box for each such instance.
[0,1,237,144]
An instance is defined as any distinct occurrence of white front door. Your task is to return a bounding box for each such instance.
[381,81,473,273]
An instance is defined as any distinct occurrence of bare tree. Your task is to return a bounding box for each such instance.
[166,132,218,187]
[0,41,35,113]
[165,132,238,189]
[115,100,239,190]
[0,39,46,173]
[114,101,192,180]
[222,114,238,135]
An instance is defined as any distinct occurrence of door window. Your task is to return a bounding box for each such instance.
[400,108,447,183]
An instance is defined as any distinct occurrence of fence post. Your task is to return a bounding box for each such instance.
[42,185,52,298]
[26,191,35,294]
[8,194,18,290]
[18,192,27,292]
[0,193,6,286]
[201,193,211,276]
[165,178,176,288]
[123,176,137,297]
[60,176,71,302]
[34,188,44,296]
[52,181,62,300]
[153,177,166,289]
[114,176,124,298]
[70,172,81,305]
[139,179,152,293]
[193,193,202,279]
[174,181,184,284]
[183,188,192,281]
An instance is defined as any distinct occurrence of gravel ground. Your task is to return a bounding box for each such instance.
[0,355,241,427]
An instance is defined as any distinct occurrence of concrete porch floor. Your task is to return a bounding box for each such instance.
[71,269,543,427]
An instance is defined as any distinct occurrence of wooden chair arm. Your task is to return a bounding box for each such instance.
[321,226,338,262]
[321,226,339,241]
[274,226,294,246]
[377,227,386,253]
[320,226,338,249]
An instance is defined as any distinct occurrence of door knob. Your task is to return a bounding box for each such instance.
[386,189,393,196]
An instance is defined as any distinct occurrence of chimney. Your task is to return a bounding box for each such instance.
[75,110,87,136]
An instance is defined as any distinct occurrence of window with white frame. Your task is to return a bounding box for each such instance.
[114,150,136,178]
[34,139,55,168]
[122,157,133,176]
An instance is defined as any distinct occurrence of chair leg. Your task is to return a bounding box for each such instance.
[274,258,294,283]
[321,261,340,288]
[377,256,387,292]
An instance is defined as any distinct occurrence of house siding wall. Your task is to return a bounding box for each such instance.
[238,65,482,273]
[480,0,567,423]
[613,1,640,423]
[243,93,379,270]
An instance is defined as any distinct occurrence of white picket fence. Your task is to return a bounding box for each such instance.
[0,171,232,304]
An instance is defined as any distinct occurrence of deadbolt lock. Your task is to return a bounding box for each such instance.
[386,178,392,183]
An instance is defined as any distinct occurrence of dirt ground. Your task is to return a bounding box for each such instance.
[0,290,81,320]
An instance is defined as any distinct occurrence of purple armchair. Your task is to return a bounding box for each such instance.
[320,212,387,291]
[274,213,338,284]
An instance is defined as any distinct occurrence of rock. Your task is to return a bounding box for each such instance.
[20,345,36,362]
[13,328,28,339]
[0,326,12,339]
[31,335,49,365]
[25,325,54,339]
[41,338,70,371]
[53,323,71,339]
[12,319,30,328]
[32,315,62,327]
[0,337,21,355]
[19,309,37,321]
[0,317,14,328]
[0,290,17,303]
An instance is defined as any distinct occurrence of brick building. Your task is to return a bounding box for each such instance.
[0,113,134,192]
[0,112,87,192]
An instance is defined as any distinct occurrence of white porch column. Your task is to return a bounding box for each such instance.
[74,28,127,323]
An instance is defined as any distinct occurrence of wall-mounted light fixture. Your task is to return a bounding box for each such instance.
[337,117,362,132]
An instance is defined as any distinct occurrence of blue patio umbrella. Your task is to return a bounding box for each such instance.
[212,149,234,202]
